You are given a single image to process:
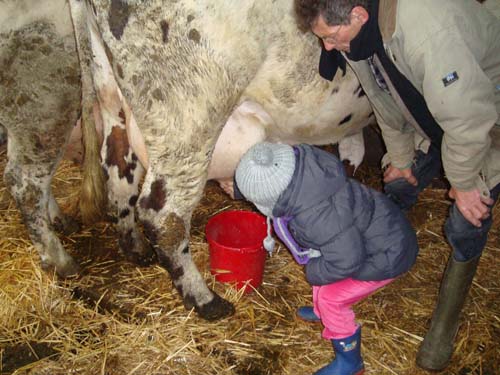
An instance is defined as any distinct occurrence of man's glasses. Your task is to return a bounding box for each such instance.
[320,25,344,45]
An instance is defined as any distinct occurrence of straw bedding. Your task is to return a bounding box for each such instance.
[0,149,498,375]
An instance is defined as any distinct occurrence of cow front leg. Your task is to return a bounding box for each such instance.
[137,173,235,321]
[100,109,154,266]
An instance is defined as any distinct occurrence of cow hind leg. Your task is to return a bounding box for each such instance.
[100,109,155,266]
[85,10,154,265]
[4,140,80,278]
[0,17,81,277]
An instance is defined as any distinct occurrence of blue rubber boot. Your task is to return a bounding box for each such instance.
[297,306,320,322]
[314,327,365,375]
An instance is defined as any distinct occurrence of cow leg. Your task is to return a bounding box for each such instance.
[137,168,235,321]
[0,13,81,277]
[99,107,154,266]
[98,102,233,318]
[82,8,154,265]
[82,0,234,319]
[4,135,80,277]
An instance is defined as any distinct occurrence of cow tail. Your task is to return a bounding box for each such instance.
[80,99,107,223]
[70,0,107,222]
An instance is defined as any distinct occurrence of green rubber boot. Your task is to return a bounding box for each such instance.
[416,255,480,371]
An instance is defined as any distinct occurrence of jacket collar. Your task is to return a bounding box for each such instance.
[378,0,397,42]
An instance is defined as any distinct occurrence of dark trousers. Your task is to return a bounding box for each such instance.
[384,146,500,261]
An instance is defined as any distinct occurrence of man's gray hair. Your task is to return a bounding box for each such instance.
[294,0,370,30]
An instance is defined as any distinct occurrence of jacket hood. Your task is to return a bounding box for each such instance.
[273,144,347,217]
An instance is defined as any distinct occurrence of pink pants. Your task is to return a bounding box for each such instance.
[313,277,395,340]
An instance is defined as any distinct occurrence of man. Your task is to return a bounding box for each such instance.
[294,0,500,372]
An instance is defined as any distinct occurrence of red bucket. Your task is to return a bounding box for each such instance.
[205,210,268,293]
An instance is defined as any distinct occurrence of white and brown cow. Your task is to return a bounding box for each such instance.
[0,0,374,320]
[76,0,377,319]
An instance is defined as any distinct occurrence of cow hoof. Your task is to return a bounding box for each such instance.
[42,258,81,278]
[53,215,80,236]
[342,160,356,177]
[195,292,235,321]
[118,230,157,266]
[125,249,157,267]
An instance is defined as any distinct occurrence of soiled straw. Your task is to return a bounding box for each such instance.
[0,153,498,374]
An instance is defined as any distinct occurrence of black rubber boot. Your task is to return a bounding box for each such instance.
[416,255,481,371]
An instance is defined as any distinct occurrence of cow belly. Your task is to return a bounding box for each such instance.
[208,71,374,180]
[65,94,370,181]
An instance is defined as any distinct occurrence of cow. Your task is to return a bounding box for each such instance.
[0,0,374,321]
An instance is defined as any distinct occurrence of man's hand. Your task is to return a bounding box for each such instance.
[449,187,494,227]
[383,165,418,186]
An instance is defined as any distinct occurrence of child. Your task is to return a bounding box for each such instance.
[235,142,419,375]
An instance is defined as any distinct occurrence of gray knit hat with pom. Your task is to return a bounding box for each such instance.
[235,142,296,217]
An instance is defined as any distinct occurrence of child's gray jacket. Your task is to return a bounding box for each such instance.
[272,144,419,286]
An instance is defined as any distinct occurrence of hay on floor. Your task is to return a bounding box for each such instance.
[0,152,499,375]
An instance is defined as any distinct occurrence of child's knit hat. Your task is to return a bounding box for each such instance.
[235,142,296,217]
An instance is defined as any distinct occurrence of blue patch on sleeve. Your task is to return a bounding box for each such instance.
[442,71,459,87]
